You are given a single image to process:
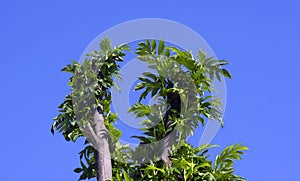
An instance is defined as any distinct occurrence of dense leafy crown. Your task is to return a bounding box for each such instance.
[52,38,248,181]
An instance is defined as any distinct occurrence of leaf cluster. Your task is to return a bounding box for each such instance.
[51,38,247,181]
[113,143,248,181]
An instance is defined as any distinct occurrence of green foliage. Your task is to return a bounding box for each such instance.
[52,38,130,179]
[111,143,248,181]
[131,39,231,146]
[52,38,248,181]
[212,144,248,180]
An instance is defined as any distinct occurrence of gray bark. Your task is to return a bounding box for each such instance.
[160,92,181,167]
[93,109,112,181]
[84,108,112,181]
[160,130,176,167]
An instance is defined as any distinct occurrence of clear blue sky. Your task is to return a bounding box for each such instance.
[1,0,299,180]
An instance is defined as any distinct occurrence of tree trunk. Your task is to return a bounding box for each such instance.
[93,108,112,181]
[160,129,176,167]
[160,92,181,167]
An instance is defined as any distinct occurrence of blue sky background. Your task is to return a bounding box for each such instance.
[1,0,299,180]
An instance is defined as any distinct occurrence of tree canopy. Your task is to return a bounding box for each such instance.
[52,38,248,181]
